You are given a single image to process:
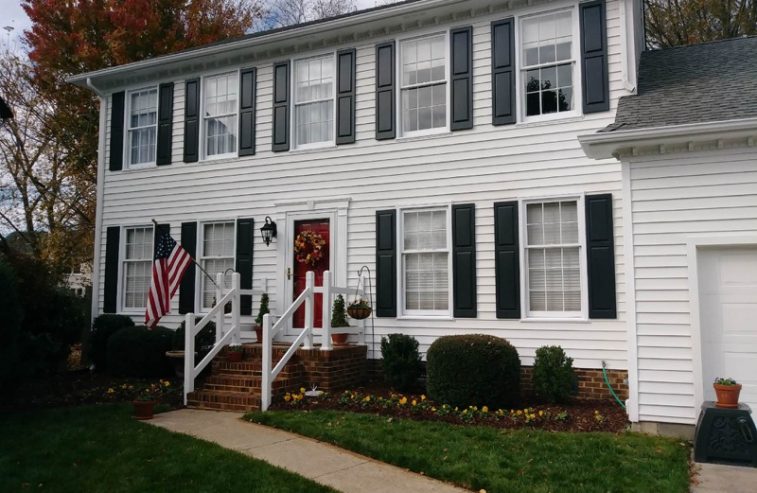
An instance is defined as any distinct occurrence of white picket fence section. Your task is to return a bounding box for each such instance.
[261,270,365,411]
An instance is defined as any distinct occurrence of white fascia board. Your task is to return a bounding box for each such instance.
[68,0,474,87]
[579,117,757,159]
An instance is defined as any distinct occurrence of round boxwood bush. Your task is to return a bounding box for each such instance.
[381,334,423,392]
[88,314,135,371]
[106,325,173,377]
[532,345,577,404]
[426,334,521,408]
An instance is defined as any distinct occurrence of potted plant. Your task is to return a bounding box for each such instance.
[255,293,270,343]
[226,344,244,363]
[133,386,157,420]
[330,294,350,346]
[714,377,742,408]
[347,298,372,320]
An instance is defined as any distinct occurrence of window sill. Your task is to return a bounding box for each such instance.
[397,129,451,142]
[516,114,584,128]
[520,317,589,324]
[397,315,455,321]
[290,143,337,154]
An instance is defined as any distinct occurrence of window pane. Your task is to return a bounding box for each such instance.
[203,73,237,118]
[205,115,237,156]
[123,226,153,309]
[405,252,448,311]
[128,89,157,165]
[295,101,334,146]
[201,222,235,309]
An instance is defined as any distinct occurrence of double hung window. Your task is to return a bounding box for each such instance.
[401,209,450,315]
[127,88,158,166]
[122,226,153,310]
[200,222,235,310]
[293,55,335,147]
[521,11,575,118]
[203,72,238,158]
[524,200,581,316]
[400,34,447,135]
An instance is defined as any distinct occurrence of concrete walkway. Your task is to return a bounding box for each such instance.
[691,462,757,493]
[149,409,469,493]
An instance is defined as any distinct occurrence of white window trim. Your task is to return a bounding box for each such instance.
[200,70,240,162]
[516,6,583,124]
[290,52,337,151]
[519,195,588,320]
[196,220,237,312]
[397,204,454,318]
[124,86,158,169]
[396,30,451,139]
[117,224,154,314]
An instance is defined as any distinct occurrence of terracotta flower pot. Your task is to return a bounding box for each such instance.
[227,350,243,363]
[254,324,263,343]
[714,383,742,408]
[133,400,155,420]
[331,333,349,346]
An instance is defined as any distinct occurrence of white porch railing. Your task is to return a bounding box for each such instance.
[261,270,365,411]
[183,272,242,405]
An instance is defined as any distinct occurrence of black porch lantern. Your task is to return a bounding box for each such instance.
[260,216,277,246]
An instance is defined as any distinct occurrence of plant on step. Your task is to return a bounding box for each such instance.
[227,345,244,353]
[380,334,422,392]
[532,345,578,404]
[714,377,738,386]
[331,295,350,328]
[255,293,270,327]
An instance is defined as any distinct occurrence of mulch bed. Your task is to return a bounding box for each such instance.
[271,384,629,433]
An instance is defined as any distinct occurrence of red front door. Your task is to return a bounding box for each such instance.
[293,219,330,328]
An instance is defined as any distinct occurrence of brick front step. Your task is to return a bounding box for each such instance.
[185,399,260,412]
[188,389,260,407]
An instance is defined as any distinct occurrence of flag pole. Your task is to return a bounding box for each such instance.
[151,218,220,289]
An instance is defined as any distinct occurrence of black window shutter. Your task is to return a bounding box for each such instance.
[179,222,197,315]
[491,18,516,125]
[585,194,616,318]
[494,201,520,318]
[272,61,290,152]
[109,92,125,171]
[183,78,200,162]
[450,27,473,131]
[580,0,609,114]
[156,83,174,166]
[452,204,477,317]
[375,41,396,140]
[376,209,396,317]
[236,218,254,316]
[336,48,357,145]
[103,226,120,313]
[239,68,257,156]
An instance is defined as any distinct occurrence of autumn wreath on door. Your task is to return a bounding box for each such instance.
[294,230,326,267]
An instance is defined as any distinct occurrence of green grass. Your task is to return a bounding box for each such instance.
[0,405,335,493]
[247,410,691,493]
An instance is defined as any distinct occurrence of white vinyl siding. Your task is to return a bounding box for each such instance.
[97,0,629,371]
[401,208,450,315]
[126,88,158,167]
[399,34,447,136]
[203,72,238,158]
[524,200,582,317]
[293,54,335,148]
[628,148,757,425]
[121,226,153,310]
[520,10,577,119]
[199,221,235,310]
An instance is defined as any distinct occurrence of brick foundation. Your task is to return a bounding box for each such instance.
[296,345,367,391]
[520,366,629,401]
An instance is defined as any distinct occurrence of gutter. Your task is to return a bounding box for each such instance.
[579,117,757,159]
[88,77,107,325]
[67,0,468,86]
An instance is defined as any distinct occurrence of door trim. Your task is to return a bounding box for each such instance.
[275,199,350,338]
[687,234,757,413]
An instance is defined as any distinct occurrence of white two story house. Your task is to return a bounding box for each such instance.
[72,0,757,435]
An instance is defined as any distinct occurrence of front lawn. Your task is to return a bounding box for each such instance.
[0,405,334,493]
[247,410,691,493]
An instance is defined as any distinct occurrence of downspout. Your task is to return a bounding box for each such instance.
[87,77,107,327]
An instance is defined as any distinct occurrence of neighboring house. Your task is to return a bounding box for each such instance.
[77,0,757,431]
[581,36,757,434]
[64,263,93,297]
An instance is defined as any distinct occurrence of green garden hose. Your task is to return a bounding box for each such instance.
[602,361,626,410]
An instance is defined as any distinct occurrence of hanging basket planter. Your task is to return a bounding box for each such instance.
[347,303,372,320]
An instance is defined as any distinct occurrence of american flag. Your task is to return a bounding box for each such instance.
[146,230,192,328]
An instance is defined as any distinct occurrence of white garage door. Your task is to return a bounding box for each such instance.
[699,246,757,417]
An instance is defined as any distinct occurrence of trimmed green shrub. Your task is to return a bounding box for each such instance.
[106,325,173,377]
[426,334,521,408]
[88,314,135,371]
[532,345,577,404]
[172,319,217,351]
[381,334,422,392]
